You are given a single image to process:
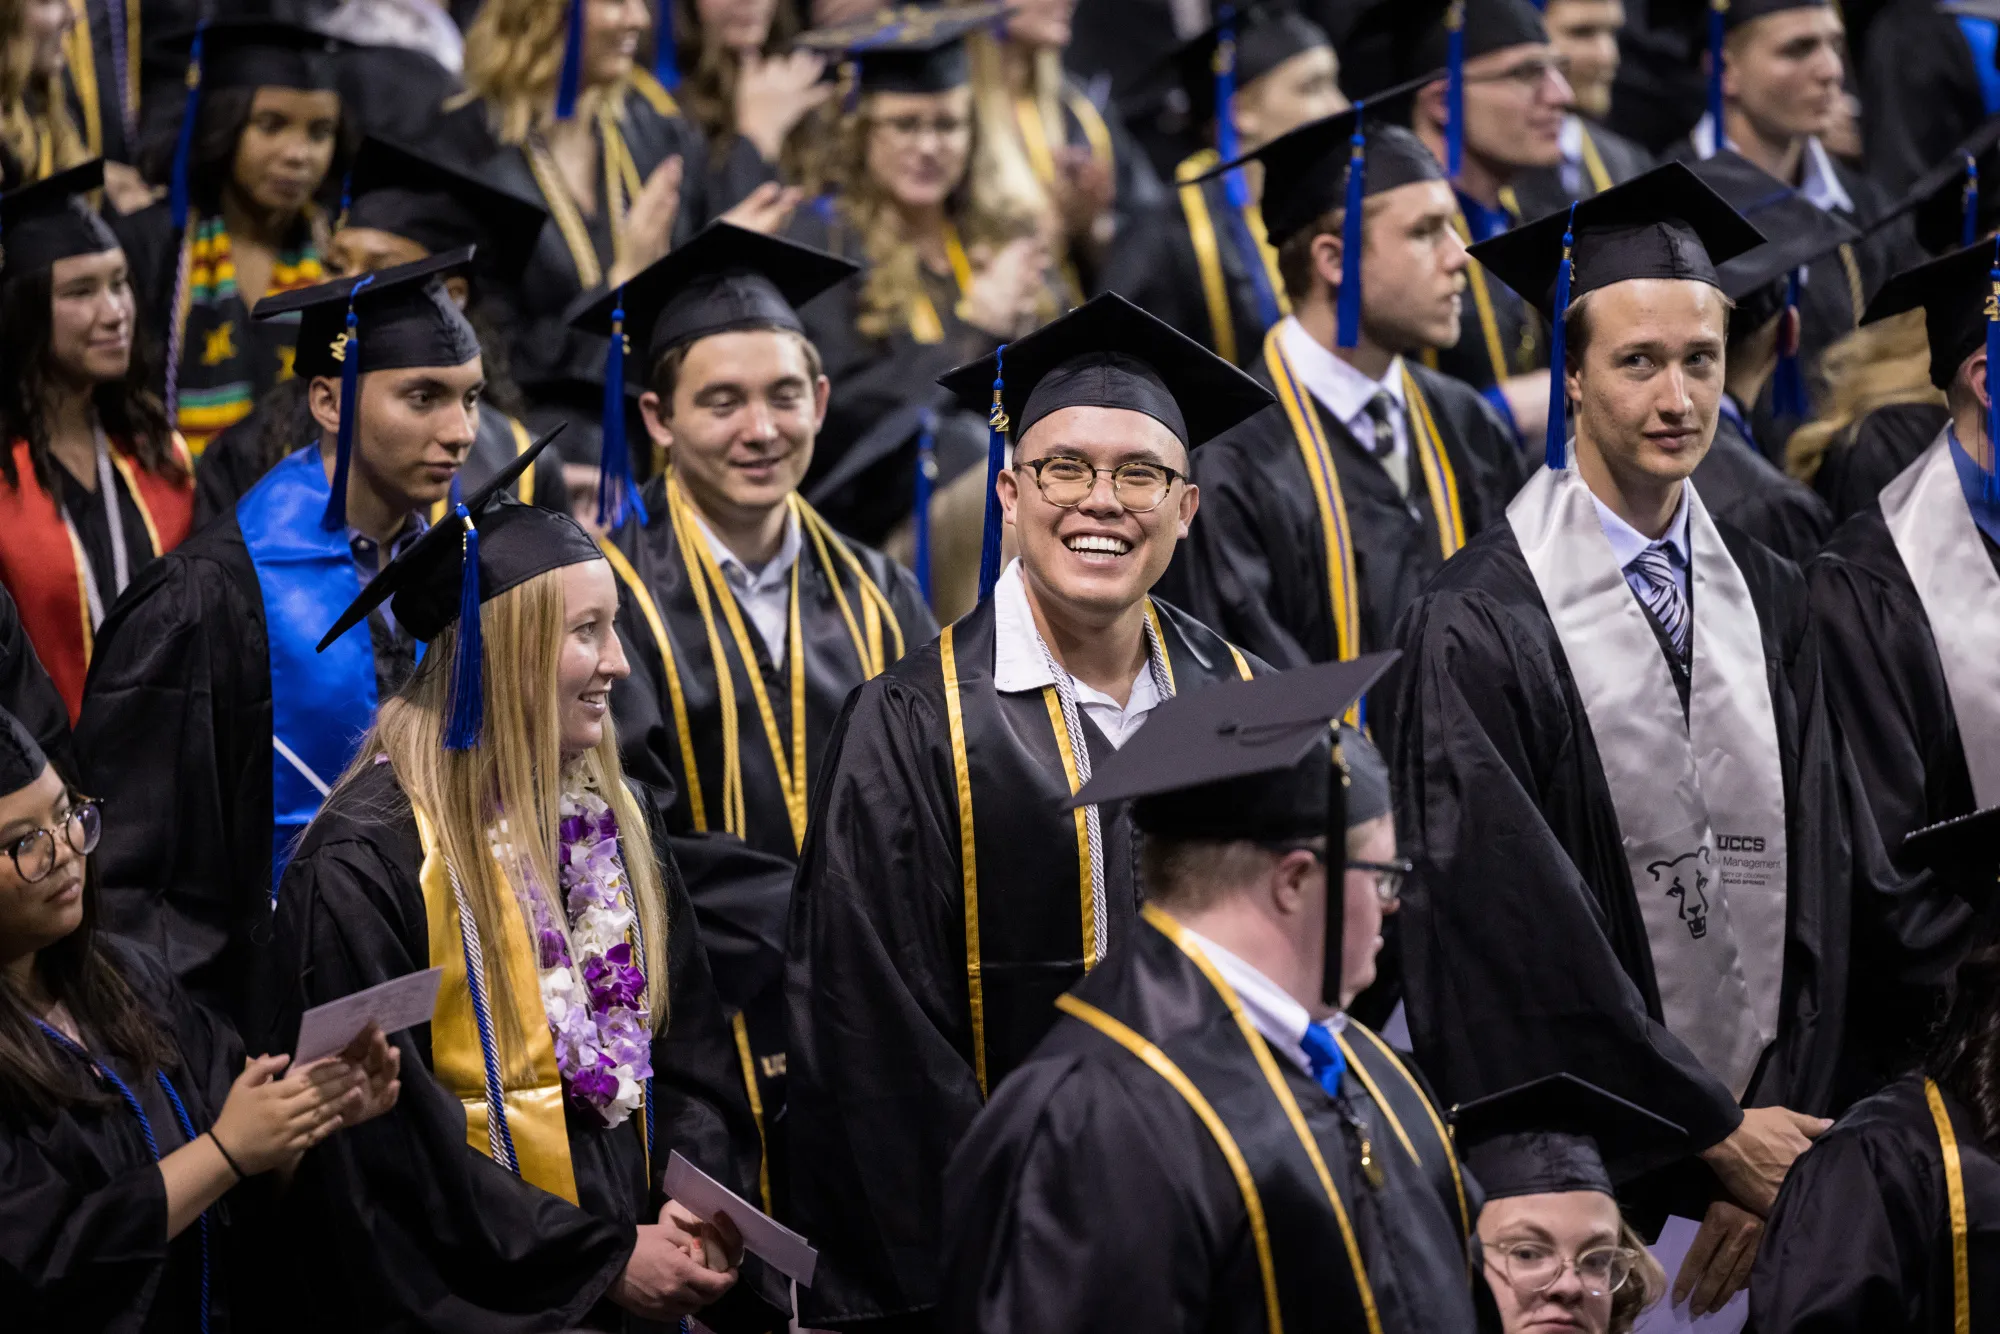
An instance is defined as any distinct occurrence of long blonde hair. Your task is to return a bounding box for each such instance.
[326,565,671,1060]
[962,26,1061,241]
[0,2,84,179]
[1785,309,1947,485]
[459,0,626,145]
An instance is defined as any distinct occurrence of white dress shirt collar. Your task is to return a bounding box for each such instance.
[691,506,803,665]
[991,559,1161,749]
[1277,316,1407,458]
[1180,925,1345,1074]
[1590,483,1692,571]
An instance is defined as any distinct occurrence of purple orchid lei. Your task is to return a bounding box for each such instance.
[503,789,652,1127]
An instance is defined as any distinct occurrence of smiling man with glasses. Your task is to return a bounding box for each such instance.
[784,292,1271,1332]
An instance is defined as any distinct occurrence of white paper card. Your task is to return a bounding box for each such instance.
[1632,1214,1750,1334]
[293,967,443,1065]
[664,1150,818,1287]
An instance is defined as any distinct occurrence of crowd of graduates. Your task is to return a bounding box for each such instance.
[3,0,2000,1330]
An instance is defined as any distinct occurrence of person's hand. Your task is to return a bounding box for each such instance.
[210,1053,362,1176]
[608,1206,739,1320]
[335,1024,402,1128]
[1700,1105,1833,1215]
[101,161,159,215]
[1053,144,1114,246]
[718,180,804,237]
[959,236,1050,338]
[1672,1199,1763,1316]
[735,50,833,161]
[608,155,685,289]
[662,1199,745,1272]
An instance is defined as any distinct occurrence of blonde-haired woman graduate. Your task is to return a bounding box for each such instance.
[259,432,786,1332]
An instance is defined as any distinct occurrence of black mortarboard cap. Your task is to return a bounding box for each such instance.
[0,706,50,796]
[0,160,118,280]
[340,137,550,285]
[795,3,1003,95]
[1067,654,1399,1006]
[1903,807,2000,915]
[1342,725,1390,826]
[1338,0,1545,174]
[152,18,344,94]
[254,248,482,530]
[1864,117,2000,259]
[1171,1,1333,128]
[938,293,1276,600]
[1863,241,1999,391]
[1453,1073,1688,1200]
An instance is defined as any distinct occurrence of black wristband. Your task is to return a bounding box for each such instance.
[208,1130,247,1181]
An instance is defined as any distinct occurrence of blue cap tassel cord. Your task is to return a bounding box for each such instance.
[1770,269,1809,419]
[1445,1,1465,178]
[1966,154,1982,250]
[596,288,650,530]
[1211,8,1282,331]
[322,274,376,531]
[1986,238,2000,502]
[654,0,680,90]
[556,0,586,120]
[444,506,485,751]
[1335,105,1368,350]
[1706,0,1727,159]
[1544,204,1577,472]
[913,408,937,608]
[976,347,1008,602]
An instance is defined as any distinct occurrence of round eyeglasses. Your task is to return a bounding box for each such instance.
[1016,456,1186,513]
[1486,1242,1639,1299]
[8,800,101,883]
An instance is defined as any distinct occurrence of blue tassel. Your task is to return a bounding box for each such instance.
[444,506,485,751]
[596,288,650,530]
[654,0,680,91]
[1966,155,1981,250]
[1706,0,1726,160]
[1213,6,1239,163]
[1771,269,1809,419]
[1446,2,1465,178]
[976,347,1008,602]
[913,408,936,608]
[1986,241,2000,503]
[169,24,204,233]
[322,275,375,531]
[1335,107,1368,350]
[556,0,586,121]
[1544,204,1576,472]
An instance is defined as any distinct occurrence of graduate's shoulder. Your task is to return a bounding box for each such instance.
[1712,515,1809,615]
[834,631,953,743]
[1811,504,1905,593]
[93,516,262,651]
[290,760,420,879]
[1148,596,1266,678]
[1797,1071,1964,1184]
[1405,363,1518,447]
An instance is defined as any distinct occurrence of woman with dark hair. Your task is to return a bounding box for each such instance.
[1752,812,2000,1332]
[0,698,401,1332]
[118,19,346,460]
[671,0,832,187]
[0,161,191,723]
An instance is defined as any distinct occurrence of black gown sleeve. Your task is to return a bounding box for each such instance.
[0,582,73,779]
[1172,420,1315,670]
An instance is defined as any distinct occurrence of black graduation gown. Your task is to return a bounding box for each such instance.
[783,595,1261,1330]
[1812,402,1953,524]
[607,474,935,1195]
[1751,1072,2000,1332]
[939,914,1483,1334]
[1792,164,1919,380]
[1510,120,1655,220]
[1862,0,1991,198]
[1101,162,1272,368]
[786,206,1002,546]
[0,937,251,1334]
[59,0,136,166]
[191,406,565,531]
[259,761,784,1334]
[74,515,414,1030]
[1389,516,1957,1213]
[1691,409,1834,565]
[0,580,73,778]
[1162,360,1526,746]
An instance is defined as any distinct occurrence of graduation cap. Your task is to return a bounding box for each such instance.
[339,137,550,286]
[566,222,858,532]
[1196,76,1443,347]
[1069,654,1399,1006]
[253,248,483,532]
[936,292,1276,601]
[1468,162,1765,469]
[1689,151,1860,417]
[794,4,1005,96]
[0,160,118,281]
[1452,1073,1688,1200]
[1865,118,2000,259]
[1169,1,1333,133]
[1862,239,2000,493]
[0,706,49,797]
[1693,0,1835,156]
[1903,806,2000,914]
[1336,0,1547,177]
[317,426,598,749]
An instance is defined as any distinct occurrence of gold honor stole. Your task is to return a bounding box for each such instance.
[941,609,1253,1096]
[908,223,975,345]
[1576,124,1614,195]
[63,0,139,159]
[525,89,653,291]
[1926,1078,1974,1334]
[1056,904,1473,1334]
[1174,148,1288,365]
[1262,325,1466,683]
[603,476,905,849]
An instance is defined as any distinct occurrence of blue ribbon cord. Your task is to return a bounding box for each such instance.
[1771,270,1809,419]
[444,505,486,750]
[913,408,937,606]
[1986,242,2000,502]
[1706,1,1727,159]
[654,0,680,90]
[1446,2,1465,178]
[595,288,650,530]
[1967,156,1982,250]
[977,346,1009,601]
[322,274,376,531]
[169,25,205,233]
[556,0,586,120]
[1335,107,1369,350]
[1544,204,1577,472]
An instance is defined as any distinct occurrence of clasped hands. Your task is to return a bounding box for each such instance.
[610,1199,745,1321]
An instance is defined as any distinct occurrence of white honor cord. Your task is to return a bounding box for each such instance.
[1033,608,1176,965]
[70,423,134,632]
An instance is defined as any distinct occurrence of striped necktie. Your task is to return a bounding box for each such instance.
[1625,543,1690,662]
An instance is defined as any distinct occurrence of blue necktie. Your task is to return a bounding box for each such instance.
[1299,1022,1347,1098]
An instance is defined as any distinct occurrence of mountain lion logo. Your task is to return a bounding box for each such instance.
[1647,848,1712,940]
